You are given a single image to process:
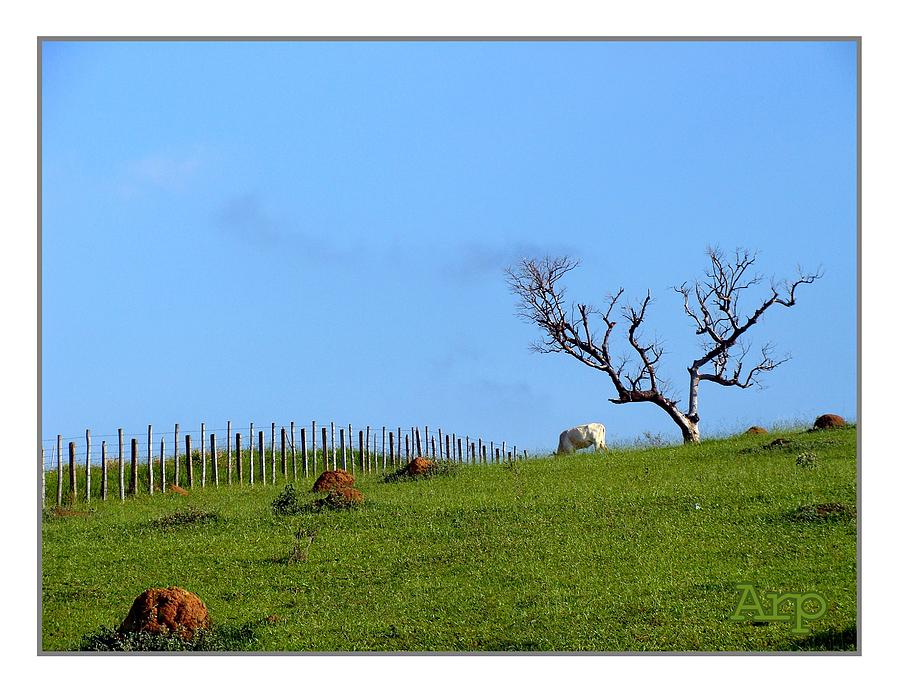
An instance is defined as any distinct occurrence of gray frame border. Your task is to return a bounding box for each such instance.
[37,35,862,657]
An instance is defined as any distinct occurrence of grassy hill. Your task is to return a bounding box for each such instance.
[40,426,857,652]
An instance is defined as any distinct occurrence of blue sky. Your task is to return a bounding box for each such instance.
[41,40,857,455]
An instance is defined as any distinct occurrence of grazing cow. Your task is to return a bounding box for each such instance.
[557,423,608,454]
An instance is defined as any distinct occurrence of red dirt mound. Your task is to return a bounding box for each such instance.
[405,457,434,476]
[813,414,846,430]
[744,426,768,435]
[119,586,210,640]
[169,484,189,496]
[312,470,355,492]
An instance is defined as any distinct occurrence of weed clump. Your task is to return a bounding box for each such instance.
[149,508,220,529]
[272,484,305,516]
[277,528,317,564]
[80,626,228,651]
[796,452,819,469]
[789,503,856,523]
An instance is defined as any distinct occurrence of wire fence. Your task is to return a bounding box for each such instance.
[39,420,528,508]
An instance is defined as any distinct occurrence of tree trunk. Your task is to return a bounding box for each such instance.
[679,419,701,444]
[661,404,701,444]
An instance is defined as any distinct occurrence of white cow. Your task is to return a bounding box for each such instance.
[556,423,608,454]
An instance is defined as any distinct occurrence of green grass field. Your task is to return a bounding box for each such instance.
[40,426,857,652]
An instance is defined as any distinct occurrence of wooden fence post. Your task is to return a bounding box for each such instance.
[56,434,63,507]
[405,434,410,464]
[389,431,395,468]
[201,423,206,488]
[358,430,364,472]
[340,428,346,471]
[301,428,308,478]
[438,428,443,460]
[457,437,462,462]
[159,436,165,492]
[270,424,276,482]
[69,441,77,503]
[311,420,316,476]
[249,423,254,485]
[431,436,436,460]
[185,435,193,488]
[147,425,153,495]
[415,428,422,457]
[524,450,528,460]
[396,428,401,467]
[130,438,138,494]
[365,427,371,472]
[236,432,243,484]
[445,434,451,462]
[281,426,287,478]
[173,423,180,488]
[211,433,219,486]
[382,426,386,471]
[259,430,266,485]
[118,429,124,501]
[424,426,429,457]
[321,427,327,472]
[227,420,232,485]
[290,421,297,480]
[348,424,354,473]
[502,442,506,463]
[513,445,517,460]
[85,429,91,502]
[331,422,336,471]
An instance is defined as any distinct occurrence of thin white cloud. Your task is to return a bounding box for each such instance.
[116,150,203,198]
[127,153,200,189]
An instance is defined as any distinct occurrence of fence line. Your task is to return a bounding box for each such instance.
[41,419,528,507]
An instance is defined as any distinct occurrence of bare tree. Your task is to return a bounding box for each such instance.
[506,247,821,444]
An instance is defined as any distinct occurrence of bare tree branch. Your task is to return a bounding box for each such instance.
[676,247,823,416]
[508,248,821,444]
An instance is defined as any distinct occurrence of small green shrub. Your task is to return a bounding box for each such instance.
[796,452,819,468]
[271,484,305,516]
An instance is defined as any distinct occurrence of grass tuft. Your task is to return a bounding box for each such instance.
[149,508,221,530]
